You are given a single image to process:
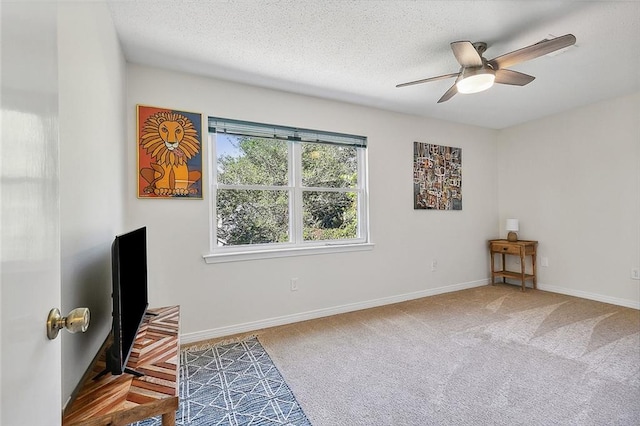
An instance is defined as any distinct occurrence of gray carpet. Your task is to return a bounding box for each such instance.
[258,284,640,425]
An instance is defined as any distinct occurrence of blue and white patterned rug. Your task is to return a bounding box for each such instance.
[135,336,311,426]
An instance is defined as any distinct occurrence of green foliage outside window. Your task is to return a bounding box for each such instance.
[216,137,359,246]
[217,189,289,245]
[217,138,288,186]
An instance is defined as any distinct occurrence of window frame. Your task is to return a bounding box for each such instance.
[204,118,372,264]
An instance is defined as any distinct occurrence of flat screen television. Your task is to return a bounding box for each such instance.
[103,226,149,377]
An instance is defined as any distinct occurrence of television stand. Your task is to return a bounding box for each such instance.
[93,366,144,381]
[63,306,180,426]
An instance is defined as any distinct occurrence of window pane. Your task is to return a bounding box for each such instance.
[303,191,357,241]
[217,189,289,246]
[217,135,288,186]
[301,143,357,188]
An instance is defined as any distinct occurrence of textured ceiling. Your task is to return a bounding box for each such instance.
[107,1,640,129]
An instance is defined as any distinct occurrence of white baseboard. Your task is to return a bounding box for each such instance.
[181,278,489,344]
[181,279,639,344]
[538,282,640,310]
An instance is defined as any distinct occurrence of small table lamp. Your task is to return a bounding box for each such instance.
[506,219,519,242]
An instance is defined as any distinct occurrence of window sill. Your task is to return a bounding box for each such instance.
[203,242,375,264]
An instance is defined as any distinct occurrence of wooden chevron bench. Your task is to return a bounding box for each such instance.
[63,306,180,426]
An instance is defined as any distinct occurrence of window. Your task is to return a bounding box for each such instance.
[204,117,371,263]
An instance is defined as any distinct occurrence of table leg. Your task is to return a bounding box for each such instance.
[532,253,537,289]
[162,411,176,426]
[490,252,495,285]
[520,249,525,291]
[501,253,506,283]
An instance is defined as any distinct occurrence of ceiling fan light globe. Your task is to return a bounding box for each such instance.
[456,69,495,94]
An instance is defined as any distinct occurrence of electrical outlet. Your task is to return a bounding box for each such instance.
[631,268,640,280]
[290,277,299,291]
[431,260,437,272]
[541,257,549,267]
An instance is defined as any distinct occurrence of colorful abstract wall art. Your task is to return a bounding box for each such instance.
[413,142,462,210]
[137,105,203,198]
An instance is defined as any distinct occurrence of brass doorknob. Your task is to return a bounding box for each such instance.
[46,307,90,340]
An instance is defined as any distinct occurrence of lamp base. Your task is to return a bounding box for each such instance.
[507,231,518,242]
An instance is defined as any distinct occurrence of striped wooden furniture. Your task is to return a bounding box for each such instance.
[63,306,180,426]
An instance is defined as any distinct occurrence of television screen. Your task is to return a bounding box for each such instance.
[108,226,148,376]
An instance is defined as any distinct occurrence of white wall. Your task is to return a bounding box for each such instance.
[126,65,499,341]
[497,93,640,308]
[59,3,126,404]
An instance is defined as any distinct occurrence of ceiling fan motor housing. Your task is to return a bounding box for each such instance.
[472,42,488,55]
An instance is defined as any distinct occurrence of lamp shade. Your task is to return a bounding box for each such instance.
[506,219,519,232]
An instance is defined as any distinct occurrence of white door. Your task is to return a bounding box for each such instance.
[1,2,62,425]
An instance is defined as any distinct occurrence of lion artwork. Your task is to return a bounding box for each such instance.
[139,110,202,196]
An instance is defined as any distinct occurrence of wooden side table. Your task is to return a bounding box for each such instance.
[489,239,538,291]
[63,306,180,426]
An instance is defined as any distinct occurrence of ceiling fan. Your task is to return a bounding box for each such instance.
[396,34,576,103]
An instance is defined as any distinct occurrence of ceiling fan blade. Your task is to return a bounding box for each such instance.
[437,84,458,103]
[396,73,459,88]
[451,41,483,67]
[489,34,576,70]
[494,69,536,86]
